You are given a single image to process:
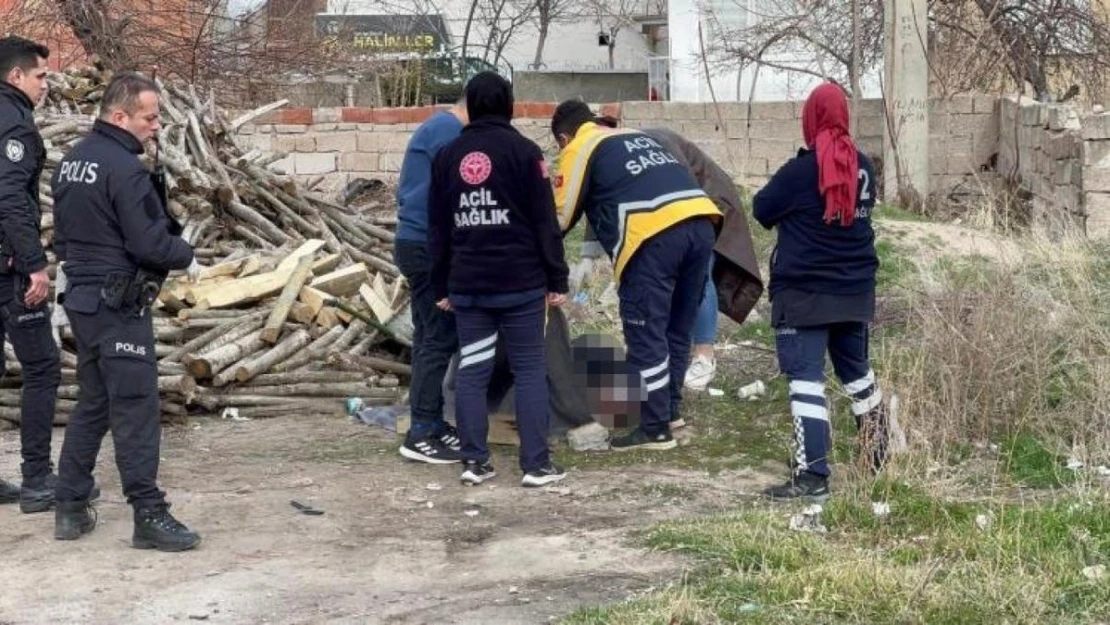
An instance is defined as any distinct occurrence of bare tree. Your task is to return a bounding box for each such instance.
[530,0,581,68]
[583,0,639,69]
[702,0,884,98]
[475,0,537,68]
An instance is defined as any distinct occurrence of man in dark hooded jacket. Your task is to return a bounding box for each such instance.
[428,71,570,488]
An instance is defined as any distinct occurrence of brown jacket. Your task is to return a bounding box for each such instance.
[582,127,764,324]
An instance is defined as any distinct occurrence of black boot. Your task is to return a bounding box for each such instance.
[133,504,201,552]
[45,472,101,502]
[55,500,97,540]
[19,476,55,514]
[0,478,19,505]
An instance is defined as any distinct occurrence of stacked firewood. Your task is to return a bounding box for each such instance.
[0,66,411,426]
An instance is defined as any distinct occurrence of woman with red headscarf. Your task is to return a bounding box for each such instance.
[752,82,888,501]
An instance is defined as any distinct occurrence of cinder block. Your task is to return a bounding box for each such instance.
[1082,140,1110,166]
[1020,102,1046,127]
[337,123,358,131]
[949,113,988,138]
[929,112,950,136]
[357,132,381,152]
[745,119,800,141]
[272,135,299,152]
[1043,133,1080,160]
[973,95,998,115]
[378,152,405,172]
[244,134,272,152]
[1086,193,1110,237]
[315,131,358,153]
[1083,165,1110,192]
[274,124,308,134]
[622,101,665,120]
[340,152,379,172]
[663,101,707,120]
[293,153,337,175]
[747,139,796,163]
[236,125,255,136]
[295,136,316,152]
[681,121,725,140]
[751,101,796,120]
[1081,113,1110,140]
[946,153,975,175]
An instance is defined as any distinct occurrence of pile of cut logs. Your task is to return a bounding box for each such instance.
[0,66,411,427]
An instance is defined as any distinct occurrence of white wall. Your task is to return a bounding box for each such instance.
[327,0,655,73]
[666,0,883,102]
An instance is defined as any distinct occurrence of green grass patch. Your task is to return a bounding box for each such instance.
[999,433,1077,489]
[565,481,1110,624]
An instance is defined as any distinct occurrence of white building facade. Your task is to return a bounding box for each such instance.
[667,0,883,102]
[326,0,659,76]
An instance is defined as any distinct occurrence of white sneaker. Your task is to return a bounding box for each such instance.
[683,355,716,391]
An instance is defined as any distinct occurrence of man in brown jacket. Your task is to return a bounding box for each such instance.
[570,105,763,426]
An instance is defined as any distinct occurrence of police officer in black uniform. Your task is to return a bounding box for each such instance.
[52,72,201,551]
[0,36,65,513]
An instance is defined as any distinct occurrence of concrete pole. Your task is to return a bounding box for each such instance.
[883,0,930,207]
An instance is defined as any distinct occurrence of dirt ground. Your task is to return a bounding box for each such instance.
[0,416,775,625]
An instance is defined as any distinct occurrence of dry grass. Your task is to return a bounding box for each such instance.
[562,212,1110,624]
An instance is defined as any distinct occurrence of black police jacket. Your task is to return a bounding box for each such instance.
[428,117,568,300]
[0,82,48,275]
[52,120,194,286]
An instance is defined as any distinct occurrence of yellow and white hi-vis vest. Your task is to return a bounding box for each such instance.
[553,122,721,281]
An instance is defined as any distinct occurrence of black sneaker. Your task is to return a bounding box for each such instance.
[610,428,677,452]
[400,436,463,464]
[522,464,567,488]
[133,504,201,552]
[438,424,462,452]
[45,472,101,502]
[0,479,18,504]
[763,472,830,502]
[460,461,497,485]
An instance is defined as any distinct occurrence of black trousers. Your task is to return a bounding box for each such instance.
[0,274,61,482]
[393,240,458,440]
[56,288,163,507]
[618,218,715,436]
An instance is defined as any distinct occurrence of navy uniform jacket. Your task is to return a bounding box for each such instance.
[554,122,720,281]
[753,148,879,326]
[52,120,193,288]
[429,117,568,300]
[0,82,48,275]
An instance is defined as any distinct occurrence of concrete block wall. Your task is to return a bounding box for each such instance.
[233,97,999,208]
[998,96,1110,237]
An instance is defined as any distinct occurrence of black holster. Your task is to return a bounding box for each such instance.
[101,268,163,316]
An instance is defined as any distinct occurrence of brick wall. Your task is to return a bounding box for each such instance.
[233,97,998,206]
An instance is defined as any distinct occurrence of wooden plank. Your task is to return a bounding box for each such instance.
[309,262,369,297]
[260,255,315,344]
[275,239,325,272]
[289,301,316,324]
[359,282,394,324]
[311,253,342,276]
[297,285,330,318]
[314,307,340,329]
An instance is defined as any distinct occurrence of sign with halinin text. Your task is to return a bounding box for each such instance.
[315,14,449,54]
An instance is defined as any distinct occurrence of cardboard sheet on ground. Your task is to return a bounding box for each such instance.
[442,307,642,437]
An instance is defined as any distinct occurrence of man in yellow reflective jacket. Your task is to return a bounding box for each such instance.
[551,100,720,451]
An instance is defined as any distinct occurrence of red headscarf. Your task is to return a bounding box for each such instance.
[802,83,859,226]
